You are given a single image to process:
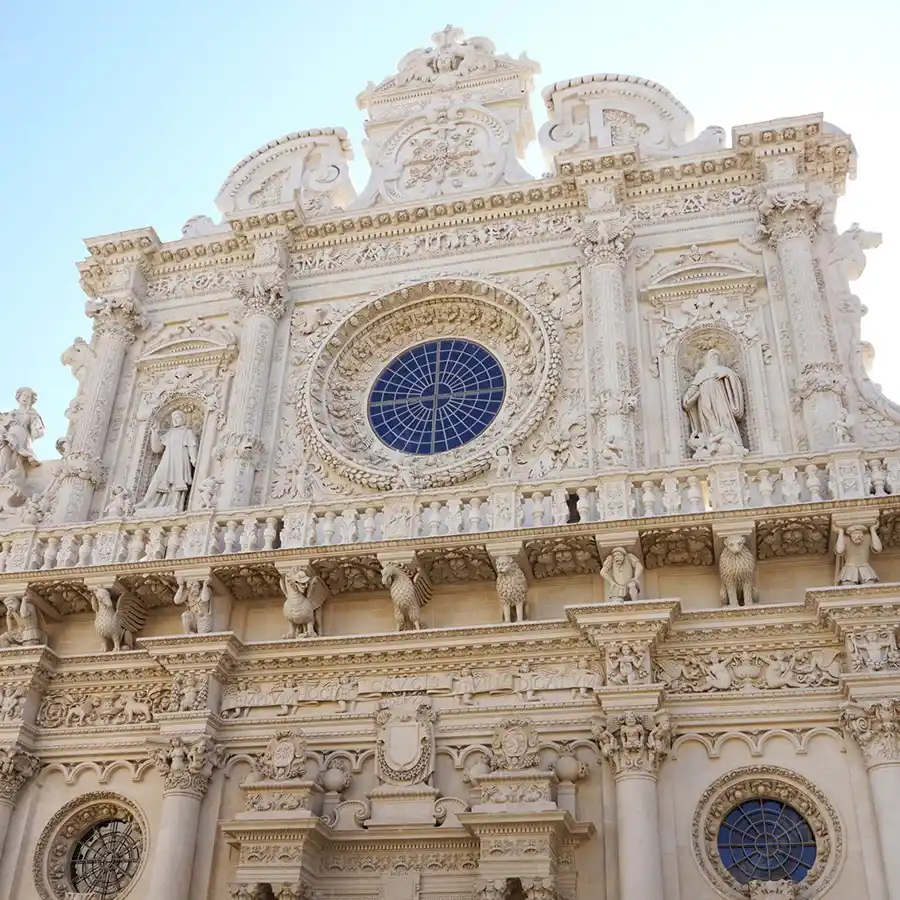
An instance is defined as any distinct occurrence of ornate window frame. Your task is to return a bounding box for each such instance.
[692,766,843,900]
[32,791,149,900]
[299,277,562,490]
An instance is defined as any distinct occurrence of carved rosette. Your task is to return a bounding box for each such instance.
[692,766,841,900]
[841,699,900,767]
[0,745,39,805]
[299,278,561,489]
[148,735,225,799]
[592,710,671,778]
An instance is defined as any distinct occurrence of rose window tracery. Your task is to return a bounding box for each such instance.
[70,817,142,898]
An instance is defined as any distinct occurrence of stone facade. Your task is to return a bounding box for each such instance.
[0,24,897,900]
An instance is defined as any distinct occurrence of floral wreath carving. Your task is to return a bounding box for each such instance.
[691,765,843,899]
[32,791,149,900]
[299,277,562,490]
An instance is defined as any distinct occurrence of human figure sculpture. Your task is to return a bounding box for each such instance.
[682,349,746,458]
[0,595,46,648]
[600,547,643,602]
[103,485,134,519]
[137,411,198,511]
[173,574,213,635]
[0,388,44,482]
[494,445,513,479]
[835,524,882,586]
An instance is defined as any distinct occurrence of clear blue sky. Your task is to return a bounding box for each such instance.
[1,0,896,453]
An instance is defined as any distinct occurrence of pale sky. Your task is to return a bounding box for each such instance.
[1,0,896,452]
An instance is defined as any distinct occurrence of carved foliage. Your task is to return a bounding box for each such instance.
[490,718,541,770]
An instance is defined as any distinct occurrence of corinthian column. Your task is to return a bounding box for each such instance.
[593,709,672,900]
[759,188,845,450]
[842,698,900,900]
[0,745,39,866]
[145,735,224,900]
[53,267,147,524]
[218,234,289,509]
[575,207,637,468]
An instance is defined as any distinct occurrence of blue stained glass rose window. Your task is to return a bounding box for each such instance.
[717,799,817,885]
[368,339,505,455]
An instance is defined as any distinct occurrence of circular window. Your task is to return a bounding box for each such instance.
[33,792,148,900]
[70,817,142,898]
[717,799,817,885]
[368,338,505,455]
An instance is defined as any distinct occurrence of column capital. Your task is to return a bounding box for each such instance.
[592,707,672,779]
[0,744,39,806]
[84,292,147,343]
[841,698,900,767]
[758,187,827,246]
[147,734,225,799]
[574,212,634,269]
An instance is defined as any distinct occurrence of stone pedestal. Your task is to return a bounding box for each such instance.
[366,784,440,827]
[470,770,558,813]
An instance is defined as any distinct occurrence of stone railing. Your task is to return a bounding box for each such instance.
[0,448,896,573]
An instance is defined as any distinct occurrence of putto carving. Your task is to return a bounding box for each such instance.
[0,594,47,648]
[149,735,225,798]
[90,586,147,652]
[136,410,198,512]
[280,567,329,638]
[252,730,308,781]
[834,523,881,585]
[374,698,437,786]
[494,555,528,623]
[381,562,431,632]
[173,574,213,635]
[758,187,826,245]
[718,534,759,607]
[682,348,747,459]
[490,718,541,770]
[0,684,27,721]
[657,648,842,692]
[102,484,134,519]
[847,629,900,672]
[828,222,882,284]
[600,547,643,602]
[606,642,651,686]
[592,709,672,777]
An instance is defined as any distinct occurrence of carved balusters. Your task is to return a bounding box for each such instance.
[640,481,658,517]
[77,533,95,566]
[56,534,78,569]
[263,516,279,551]
[530,491,546,528]
[340,509,358,544]
[804,464,825,502]
[425,501,442,536]
[0,540,10,572]
[145,525,166,560]
[467,498,485,533]
[240,516,260,552]
[869,459,888,496]
[551,488,569,526]
[125,528,147,563]
[40,537,60,571]
[576,487,591,523]
[757,469,775,506]
[362,507,378,541]
[661,476,681,515]
[320,511,337,546]
[165,525,183,560]
[223,520,240,554]
[685,476,704,513]
[779,466,801,503]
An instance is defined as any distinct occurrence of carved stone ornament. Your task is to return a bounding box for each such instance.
[656,648,842,693]
[253,730,308,781]
[756,517,829,560]
[718,534,759,607]
[749,881,798,900]
[692,766,842,900]
[32,792,149,900]
[298,278,561,490]
[846,628,900,672]
[374,698,437,786]
[0,744,39,803]
[494,554,529,622]
[592,710,672,777]
[148,735,225,798]
[841,699,900,767]
[641,526,714,569]
[490,718,541,770]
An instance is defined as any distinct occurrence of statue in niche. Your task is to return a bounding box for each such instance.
[682,349,746,459]
[0,388,44,483]
[136,410,198,512]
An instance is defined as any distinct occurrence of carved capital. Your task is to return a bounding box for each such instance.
[574,215,634,269]
[148,735,225,798]
[592,709,671,778]
[273,885,309,900]
[233,265,287,320]
[85,293,147,343]
[758,188,826,246]
[59,450,108,487]
[216,431,266,465]
[0,745,39,805]
[229,886,267,900]
[841,699,900,767]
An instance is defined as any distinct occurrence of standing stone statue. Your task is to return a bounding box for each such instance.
[682,349,746,458]
[137,411,198,511]
[835,524,882,586]
[173,574,213,635]
[0,388,44,481]
[0,594,46,648]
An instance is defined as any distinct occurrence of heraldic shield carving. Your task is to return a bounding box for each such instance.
[374,698,437,786]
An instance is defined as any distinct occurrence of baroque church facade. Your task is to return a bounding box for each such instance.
[0,25,897,900]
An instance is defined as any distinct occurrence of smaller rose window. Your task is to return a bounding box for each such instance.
[69,817,142,898]
[717,799,817,885]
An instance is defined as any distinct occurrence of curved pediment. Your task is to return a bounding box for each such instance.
[643,245,762,302]
[140,317,238,364]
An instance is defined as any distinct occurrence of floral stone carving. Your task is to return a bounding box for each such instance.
[253,731,308,781]
[490,718,541,770]
[847,628,900,672]
[298,279,561,490]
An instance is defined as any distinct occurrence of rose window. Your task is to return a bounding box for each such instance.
[716,799,817,885]
[368,338,505,454]
[69,817,142,898]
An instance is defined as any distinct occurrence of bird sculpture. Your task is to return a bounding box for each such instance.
[90,586,147,652]
[381,562,432,632]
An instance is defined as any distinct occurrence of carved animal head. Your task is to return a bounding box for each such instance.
[92,587,114,609]
[494,555,514,575]
[380,562,408,587]
[284,569,311,592]
[723,535,748,555]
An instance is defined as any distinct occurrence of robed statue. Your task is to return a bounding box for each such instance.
[0,387,44,481]
[682,349,746,458]
[137,411,198,511]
